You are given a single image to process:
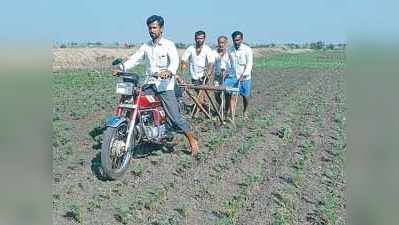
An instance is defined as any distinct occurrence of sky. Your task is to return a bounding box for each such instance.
[3,0,397,45]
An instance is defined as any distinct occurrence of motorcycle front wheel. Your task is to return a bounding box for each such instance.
[101,123,132,180]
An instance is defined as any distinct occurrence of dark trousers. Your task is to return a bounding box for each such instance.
[144,83,182,99]
[158,90,190,134]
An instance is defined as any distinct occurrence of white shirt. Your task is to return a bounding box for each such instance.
[213,50,234,79]
[122,37,179,92]
[229,43,253,80]
[182,45,215,80]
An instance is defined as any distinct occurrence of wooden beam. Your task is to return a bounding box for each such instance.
[204,90,224,124]
[179,84,228,91]
[185,90,211,119]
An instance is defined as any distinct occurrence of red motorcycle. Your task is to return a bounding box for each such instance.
[101,58,175,179]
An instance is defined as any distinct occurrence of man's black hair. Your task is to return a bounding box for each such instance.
[195,30,206,37]
[231,31,243,39]
[146,15,164,27]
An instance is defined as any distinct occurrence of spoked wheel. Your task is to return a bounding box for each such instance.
[101,123,132,180]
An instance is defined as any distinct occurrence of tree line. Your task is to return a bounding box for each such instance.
[55,41,346,50]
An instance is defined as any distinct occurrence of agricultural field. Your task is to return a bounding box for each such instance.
[53,49,346,225]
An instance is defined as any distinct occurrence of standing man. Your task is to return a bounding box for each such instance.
[213,35,235,119]
[180,30,215,86]
[229,31,253,119]
[113,15,199,156]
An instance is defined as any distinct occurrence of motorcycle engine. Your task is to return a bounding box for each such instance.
[140,111,166,141]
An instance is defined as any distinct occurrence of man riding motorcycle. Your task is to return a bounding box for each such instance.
[112,15,199,156]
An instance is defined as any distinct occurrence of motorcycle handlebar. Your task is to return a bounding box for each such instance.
[116,71,136,77]
[115,71,173,80]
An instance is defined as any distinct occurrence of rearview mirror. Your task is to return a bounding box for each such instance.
[112,58,124,66]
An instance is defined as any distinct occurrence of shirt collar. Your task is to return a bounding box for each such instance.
[236,44,244,51]
[149,37,165,46]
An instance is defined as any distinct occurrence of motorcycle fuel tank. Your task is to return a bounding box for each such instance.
[138,95,161,109]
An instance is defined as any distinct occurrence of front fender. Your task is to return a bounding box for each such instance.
[105,116,127,128]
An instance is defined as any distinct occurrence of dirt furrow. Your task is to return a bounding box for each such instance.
[53,70,309,225]
[130,70,316,224]
[131,71,320,225]
[53,54,346,225]
[234,71,341,225]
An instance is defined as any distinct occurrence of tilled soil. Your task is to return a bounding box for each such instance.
[53,66,346,225]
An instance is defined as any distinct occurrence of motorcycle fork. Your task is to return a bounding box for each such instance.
[125,97,140,152]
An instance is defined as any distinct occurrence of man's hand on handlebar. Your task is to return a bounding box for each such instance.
[158,69,173,79]
[112,69,122,76]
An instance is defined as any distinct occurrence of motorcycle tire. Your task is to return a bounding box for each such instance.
[101,124,132,180]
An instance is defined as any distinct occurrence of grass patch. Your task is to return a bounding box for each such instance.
[134,187,166,210]
[175,154,193,174]
[65,202,83,223]
[114,203,134,225]
[254,50,345,70]
[131,161,145,177]
[214,172,262,225]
